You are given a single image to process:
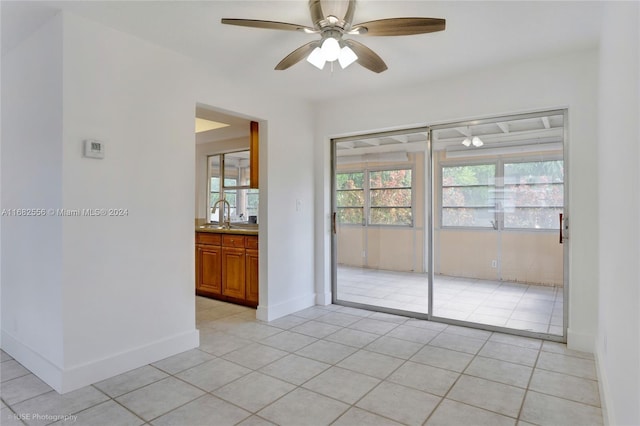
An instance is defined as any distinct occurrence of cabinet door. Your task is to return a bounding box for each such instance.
[245,249,259,304]
[197,245,221,295]
[222,247,246,299]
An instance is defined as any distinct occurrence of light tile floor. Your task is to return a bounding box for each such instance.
[337,266,564,335]
[0,298,601,425]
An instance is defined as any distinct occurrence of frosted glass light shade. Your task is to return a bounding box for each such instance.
[462,138,472,147]
[321,37,341,61]
[472,136,484,147]
[307,47,326,69]
[338,46,358,69]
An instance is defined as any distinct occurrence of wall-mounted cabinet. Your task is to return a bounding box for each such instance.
[196,232,258,307]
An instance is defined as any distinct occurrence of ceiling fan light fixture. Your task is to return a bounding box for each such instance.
[306,46,326,69]
[472,136,484,147]
[321,37,341,62]
[462,137,472,147]
[338,45,358,68]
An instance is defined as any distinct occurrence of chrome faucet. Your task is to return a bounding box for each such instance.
[212,199,231,229]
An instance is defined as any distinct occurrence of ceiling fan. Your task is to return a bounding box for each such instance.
[221,0,445,73]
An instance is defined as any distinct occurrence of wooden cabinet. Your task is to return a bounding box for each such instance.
[222,247,246,299]
[197,245,222,295]
[195,233,222,296]
[196,232,258,307]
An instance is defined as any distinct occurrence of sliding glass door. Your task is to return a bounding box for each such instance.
[332,129,430,315]
[331,110,567,340]
[431,111,566,337]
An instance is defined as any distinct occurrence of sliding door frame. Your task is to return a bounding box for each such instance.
[428,109,568,342]
[331,109,569,343]
[330,126,431,320]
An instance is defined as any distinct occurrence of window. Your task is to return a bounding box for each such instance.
[503,160,563,229]
[369,169,412,225]
[336,168,413,226]
[208,150,259,222]
[336,172,364,225]
[441,160,563,230]
[210,177,222,206]
[442,164,496,227]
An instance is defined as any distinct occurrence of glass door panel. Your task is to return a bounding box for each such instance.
[431,111,566,337]
[333,130,429,315]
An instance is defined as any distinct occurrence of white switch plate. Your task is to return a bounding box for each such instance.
[296,199,302,211]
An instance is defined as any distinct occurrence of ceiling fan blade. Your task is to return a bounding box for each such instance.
[343,39,388,73]
[351,17,446,36]
[275,41,320,70]
[221,18,317,33]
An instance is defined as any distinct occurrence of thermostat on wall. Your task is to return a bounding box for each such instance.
[84,139,105,159]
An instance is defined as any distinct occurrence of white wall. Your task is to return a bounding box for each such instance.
[1,12,200,393]
[1,14,65,388]
[596,2,640,425]
[315,49,599,351]
[1,8,317,392]
[59,13,200,387]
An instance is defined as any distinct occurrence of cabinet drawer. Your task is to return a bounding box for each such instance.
[196,232,221,245]
[222,235,245,248]
[245,236,258,249]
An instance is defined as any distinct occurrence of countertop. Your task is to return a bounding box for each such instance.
[195,219,258,236]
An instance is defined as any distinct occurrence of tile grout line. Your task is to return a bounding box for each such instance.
[92,392,148,426]
[418,329,525,425]
[322,316,453,424]
[245,305,435,425]
[515,339,544,423]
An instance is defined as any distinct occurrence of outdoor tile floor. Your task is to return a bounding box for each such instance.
[0,297,602,425]
[337,266,564,335]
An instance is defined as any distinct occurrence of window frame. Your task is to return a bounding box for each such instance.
[439,154,563,232]
[440,161,498,230]
[335,170,365,226]
[336,166,415,228]
[501,156,564,232]
[207,150,258,222]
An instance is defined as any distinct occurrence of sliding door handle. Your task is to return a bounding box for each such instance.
[332,212,337,235]
[559,213,564,244]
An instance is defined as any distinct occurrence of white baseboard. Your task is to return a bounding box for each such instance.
[1,328,199,394]
[256,292,316,322]
[315,291,332,306]
[595,348,614,426]
[566,328,595,353]
[0,331,65,391]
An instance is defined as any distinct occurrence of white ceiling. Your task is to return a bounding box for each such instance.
[195,105,251,144]
[2,1,603,104]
